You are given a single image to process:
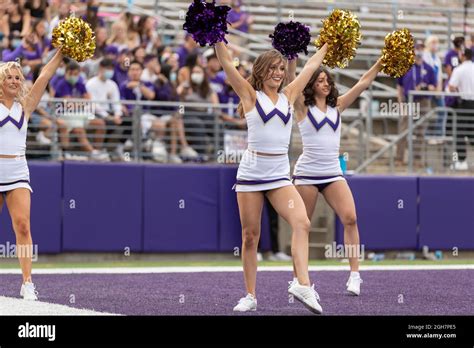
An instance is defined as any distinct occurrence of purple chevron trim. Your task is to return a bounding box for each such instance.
[0,111,25,130]
[307,108,340,131]
[255,99,291,125]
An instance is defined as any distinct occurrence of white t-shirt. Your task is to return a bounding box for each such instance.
[449,61,474,100]
[86,76,123,117]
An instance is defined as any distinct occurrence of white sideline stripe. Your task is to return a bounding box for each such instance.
[0,264,472,274]
[0,296,118,316]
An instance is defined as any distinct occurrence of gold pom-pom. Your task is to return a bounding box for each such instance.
[52,16,96,62]
[314,9,361,68]
[381,28,415,78]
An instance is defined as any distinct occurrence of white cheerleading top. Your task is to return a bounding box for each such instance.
[245,91,293,154]
[0,102,27,156]
[295,104,342,176]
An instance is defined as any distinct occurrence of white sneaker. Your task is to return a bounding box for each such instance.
[271,252,292,261]
[180,146,199,158]
[346,274,363,296]
[36,131,52,145]
[288,277,298,292]
[152,140,168,163]
[288,282,322,314]
[20,282,38,301]
[233,293,257,312]
[257,252,263,262]
[168,154,183,163]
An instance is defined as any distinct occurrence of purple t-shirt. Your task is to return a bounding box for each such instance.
[54,78,88,98]
[209,73,226,95]
[228,9,249,33]
[444,49,461,70]
[113,65,129,86]
[397,62,436,100]
[119,80,156,112]
[218,85,240,116]
[2,43,42,62]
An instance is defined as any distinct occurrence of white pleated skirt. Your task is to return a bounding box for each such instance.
[293,151,345,186]
[234,149,293,192]
[0,157,33,193]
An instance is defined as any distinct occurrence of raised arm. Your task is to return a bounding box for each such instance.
[336,59,382,113]
[24,49,63,115]
[284,43,328,104]
[215,42,255,111]
[286,58,306,119]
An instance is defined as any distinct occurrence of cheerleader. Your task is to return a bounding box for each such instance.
[291,59,383,296]
[0,49,63,300]
[215,41,328,314]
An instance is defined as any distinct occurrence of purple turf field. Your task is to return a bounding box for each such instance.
[1,270,473,315]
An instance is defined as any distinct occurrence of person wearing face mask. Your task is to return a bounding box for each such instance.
[177,65,220,156]
[86,58,124,160]
[54,61,109,161]
[49,56,69,96]
[396,41,436,165]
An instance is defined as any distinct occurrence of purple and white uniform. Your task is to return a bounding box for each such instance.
[293,105,345,188]
[0,102,32,193]
[235,90,294,192]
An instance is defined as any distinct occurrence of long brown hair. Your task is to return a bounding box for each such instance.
[303,67,338,108]
[237,49,288,118]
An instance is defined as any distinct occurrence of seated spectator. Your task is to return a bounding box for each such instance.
[2,33,43,80]
[177,51,200,86]
[55,61,109,161]
[24,0,51,23]
[137,15,161,54]
[83,0,105,31]
[112,48,130,86]
[152,66,199,162]
[132,46,146,65]
[31,18,50,58]
[49,56,70,96]
[120,60,170,162]
[175,33,199,68]
[218,68,247,130]
[48,2,70,39]
[120,12,140,50]
[141,54,160,83]
[177,65,220,155]
[204,49,225,94]
[1,0,31,45]
[107,20,128,52]
[86,58,125,160]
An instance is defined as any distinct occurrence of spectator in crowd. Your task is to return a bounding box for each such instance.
[448,48,474,171]
[178,65,220,155]
[141,54,160,83]
[48,1,70,38]
[1,0,31,44]
[83,0,105,31]
[175,33,199,68]
[107,20,128,52]
[49,56,69,96]
[178,52,201,85]
[2,33,43,81]
[93,26,108,59]
[218,69,247,130]
[160,51,180,85]
[152,64,199,162]
[132,46,146,65]
[86,58,124,160]
[55,61,109,160]
[29,63,68,150]
[120,60,171,162]
[31,18,50,57]
[112,48,130,86]
[396,41,436,165]
[423,35,445,135]
[137,15,161,54]
[226,0,253,58]
[203,49,225,95]
[24,0,50,23]
[120,12,140,50]
[444,36,465,78]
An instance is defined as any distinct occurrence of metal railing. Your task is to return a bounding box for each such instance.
[355,91,474,174]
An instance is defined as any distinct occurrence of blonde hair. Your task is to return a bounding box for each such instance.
[425,35,439,50]
[0,61,28,107]
[237,49,288,118]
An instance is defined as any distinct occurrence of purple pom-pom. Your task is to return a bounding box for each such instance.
[269,21,311,60]
[183,0,231,47]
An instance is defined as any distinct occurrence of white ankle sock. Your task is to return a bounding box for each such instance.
[350,271,360,278]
